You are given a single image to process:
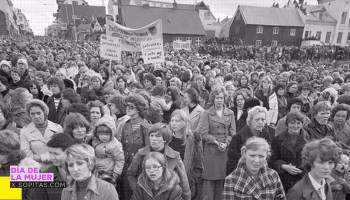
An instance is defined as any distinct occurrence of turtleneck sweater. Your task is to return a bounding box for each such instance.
[35,120,48,136]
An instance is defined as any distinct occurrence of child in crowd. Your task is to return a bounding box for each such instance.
[92,115,125,185]
[150,84,173,120]
[330,153,350,200]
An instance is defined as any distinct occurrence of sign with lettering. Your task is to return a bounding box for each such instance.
[100,34,121,61]
[173,40,191,51]
[141,39,164,64]
[106,19,163,52]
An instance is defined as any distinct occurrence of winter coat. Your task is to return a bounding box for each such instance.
[182,104,204,140]
[92,115,125,177]
[304,119,335,140]
[20,121,63,161]
[270,128,309,192]
[286,174,333,200]
[127,145,191,200]
[255,90,278,126]
[81,87,104,104]
[131,170,183,200]
[226,125,274,175]
[200,106,236,180]
[61,175,119,200]
[46,96,66,127]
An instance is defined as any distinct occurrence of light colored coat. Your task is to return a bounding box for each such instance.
[268,92,278,126]
[20,121,63,161]
[182,105,205,139]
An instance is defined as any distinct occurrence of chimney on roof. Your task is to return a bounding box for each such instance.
[173,0,177,9]
[143,4,149,8]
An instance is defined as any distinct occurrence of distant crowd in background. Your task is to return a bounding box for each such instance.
[1,35,350,200]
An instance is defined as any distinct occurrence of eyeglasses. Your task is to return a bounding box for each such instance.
[126,104,136,110]
[145,165,162,172]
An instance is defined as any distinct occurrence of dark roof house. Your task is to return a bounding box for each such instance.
[58,4,106,24]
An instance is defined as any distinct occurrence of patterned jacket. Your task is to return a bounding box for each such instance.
[223,159,286,200]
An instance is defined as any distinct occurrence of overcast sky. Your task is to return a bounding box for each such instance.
[11,0,318,36]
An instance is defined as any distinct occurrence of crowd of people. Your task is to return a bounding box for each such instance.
[1,35,350,200]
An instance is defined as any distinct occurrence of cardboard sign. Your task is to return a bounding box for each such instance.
[100,35,121,61]
[106,19,163,52]
[141,39,164,64]
[173,40,191,51]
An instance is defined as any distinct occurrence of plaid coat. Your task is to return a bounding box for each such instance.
[223,159,286,200]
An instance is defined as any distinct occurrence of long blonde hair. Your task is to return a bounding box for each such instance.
[170,109,191,145]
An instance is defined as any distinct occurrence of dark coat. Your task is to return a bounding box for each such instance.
[46,96,66,127]
[270,129,309,192]
[226,125,275,175]
[286,174,333,200]
[304,119,335,140]
[81,87,104,104]
[131,170,183,200]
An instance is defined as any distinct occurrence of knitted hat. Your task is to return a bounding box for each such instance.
[286,98,303,112]
[91,72,103,84]
[243,98,261,110]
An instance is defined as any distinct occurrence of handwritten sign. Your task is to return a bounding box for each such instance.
[173,40,191,51]
[106,19,163,52]
[141,39,164,64]
[100,34,121,61]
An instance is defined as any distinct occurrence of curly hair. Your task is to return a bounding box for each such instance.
[25,99,50,116]
[108,94,126,116]
[87,100,105,117]
[246,106,268,127]
[125,93,147,118]
[208,86,227,106]
[331,103,350,120]
[47,76,65,91]
[143,73,157,86]
[301,138,340,172]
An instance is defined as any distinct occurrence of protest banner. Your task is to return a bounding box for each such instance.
[173,40,191,51]
[141,39,164,64]
[106,19,163,52]
[100,34,121,61]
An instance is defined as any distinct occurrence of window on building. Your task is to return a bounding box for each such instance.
[271,40,278,46]
[316,31,322,40]
[337,32,343,44]
[196,37,201,45]
[304,31,311,38]
[347,32,350,44]
[204,12,210,20]
[273,27,279,34]
[72,1,78,5]
[186,37,192,42]
[341,12,347,24]
[290,29,296,36]
[257,26,263,34]
[325,32,331,43]
[255,40,262,46]
[176,36,182,41]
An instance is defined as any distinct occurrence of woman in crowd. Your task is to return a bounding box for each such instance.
[82,73,105,103]
[143,73,157,94]
[285,81,299,102]
[297,82,314,115]
[86,100,105,136]
[194,75,209,108]
[236,74,253,98]
[9,87,33,128]
[99,66,114,92]
[163,86,181,123]
[274,83,288,121]
[224,81,235,110]
[169,109,204,199]
[223,137,285,200]
[235,98,261,132]
[61,88,80,111]
[0,101,18,133]
[107,94,129,140]
[64,112,91,144]
[0,130,40,175]
[304,101,334,140]
[286,138,340,200]
[61,143,119,200]
[254,76,278,126]
[127,123,191,200]
[231,90,247,125]
[199,86,236,200]
[118,93,152,200]
[330,104,350,146]
[270,111,309,192]
[46,76,66,126]
[227,106,274,175]
[20,99,63,164]
[34,71,52,97]
[27,80,49,103]
[116,76,130,97]
[130,152,183,200]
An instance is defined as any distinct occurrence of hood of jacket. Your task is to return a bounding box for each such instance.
[94,115,117,140]
[137,170,180,197]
